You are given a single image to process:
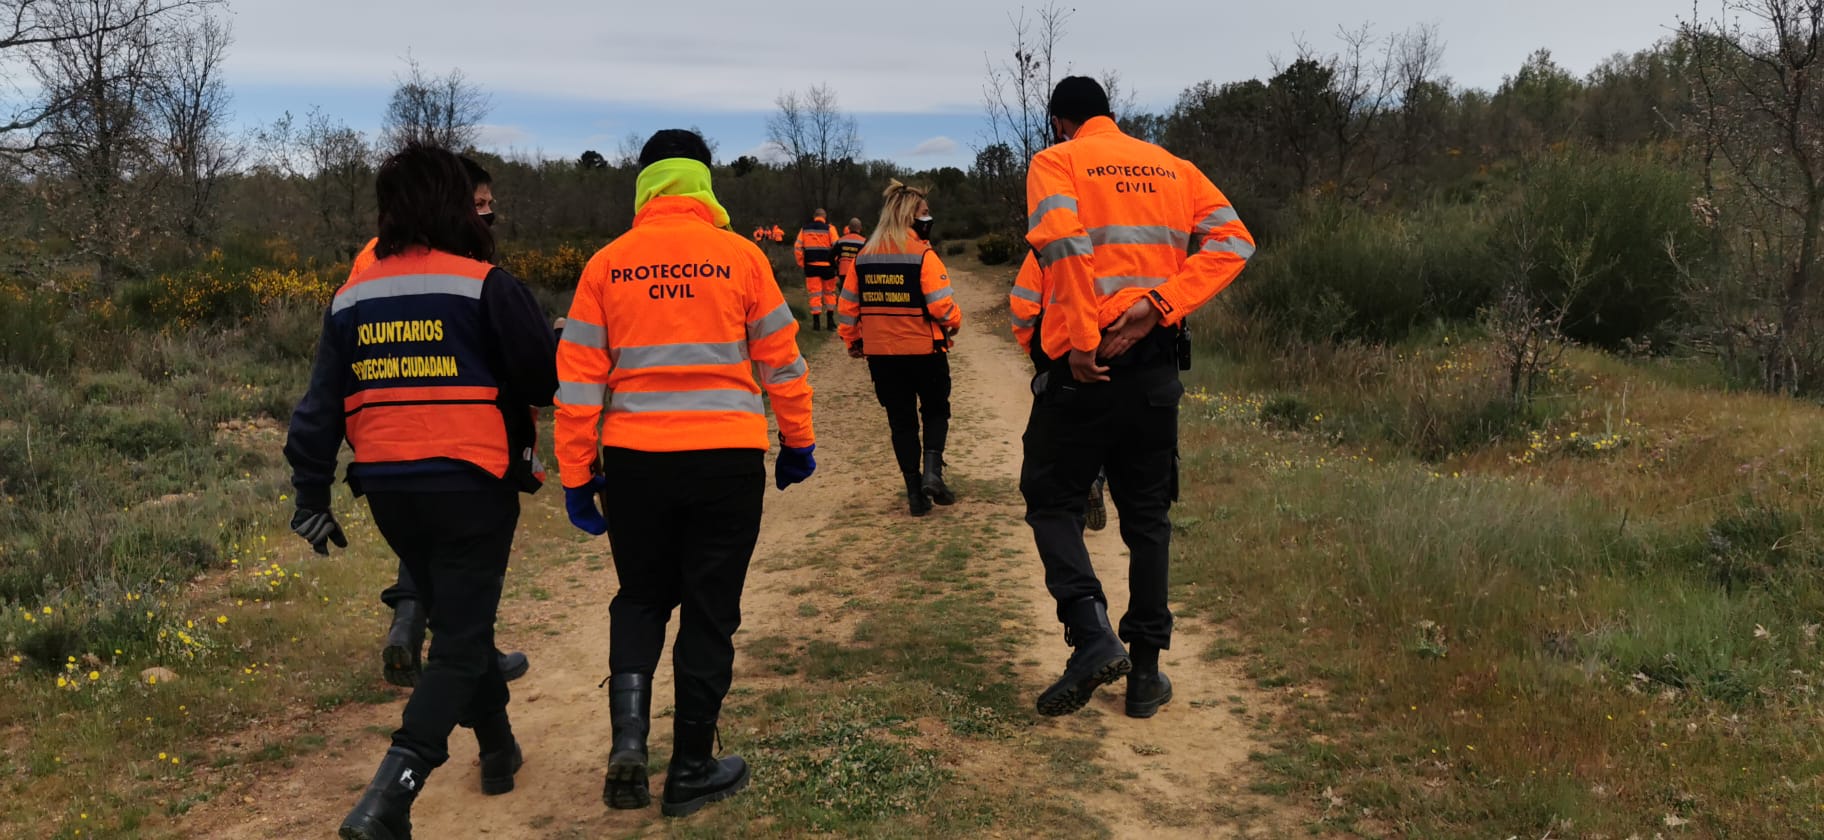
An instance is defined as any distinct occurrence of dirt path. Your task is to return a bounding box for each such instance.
[171,263,1294,838]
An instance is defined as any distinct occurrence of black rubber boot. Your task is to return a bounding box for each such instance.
[474,712,523,795]
[1085,473,1108,532]
[497,649,529,683]
[905,473,932,518]
[382,600,426,688]
[1036,598,1131,717]
[809,315,822,331]
[661,719,750,818]
[603,673,653,810]
[824,311,837,332]
[338,747,431,840]
[921,450,956,505]
[1126,669,1174,719]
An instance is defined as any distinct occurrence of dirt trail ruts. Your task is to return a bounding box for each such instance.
[170,262,1297,838]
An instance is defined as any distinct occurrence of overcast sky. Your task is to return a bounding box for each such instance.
[223,0,1701,169]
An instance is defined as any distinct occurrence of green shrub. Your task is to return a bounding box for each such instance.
[84,407,205,459]
[0,289,76,374]
[975,233,1021,266]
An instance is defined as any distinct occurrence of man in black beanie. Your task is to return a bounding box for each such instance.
[1021,76,1255,720]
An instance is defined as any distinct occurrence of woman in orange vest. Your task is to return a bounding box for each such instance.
[285,144,558,839]
[836,180,962,516]
[555,129,816,817]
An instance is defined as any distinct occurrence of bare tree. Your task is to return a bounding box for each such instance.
[380,56,490,152]
[982,3,1071,172]
[303,108,375,260]
[0,0,209,156]
[766,84,861,217]
[151,10,234,247]
[1682,0,1824,392]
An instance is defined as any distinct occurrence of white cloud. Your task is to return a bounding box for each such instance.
[741,140,792,165]
[907,136,959,157]
[473,124,536,150]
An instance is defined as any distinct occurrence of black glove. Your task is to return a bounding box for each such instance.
[290,508,348,555]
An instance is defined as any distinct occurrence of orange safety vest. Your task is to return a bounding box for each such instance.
[1025,115,1253,359]
[836,234,963,356]
[795,217,837,277]
[770,225,785,243]
[336,248,512,479]
[554,195,815,489]
[834,230,865,283]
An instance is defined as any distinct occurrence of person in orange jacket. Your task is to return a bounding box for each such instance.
[1009,254,1109,533]
[286,144,558,838]
[554,129,816,817]
[346,158,534,692]
[1022,77,1253,721]
[752,226,766,244]
[837,180,962,516]
[834,217,865,300]
[770,224,785,244]
[794,209,840,330]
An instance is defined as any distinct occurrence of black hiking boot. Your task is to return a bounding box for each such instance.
[661,719,750,818]
[603,673,653,810]
[382,600,426,688]
[473,712,523,795]
[1036,598,1131,717]
[1125,669,1174,719]
[497,649,529,683]
[809,315,822,331]
[824,311,837,332]
[905,473,932,517]
[921,451,956,506]
[338,747,432,840]
[1085,473,1108,532]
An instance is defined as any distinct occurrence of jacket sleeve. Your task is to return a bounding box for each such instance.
[482,268,558,408]
[746,248,815,448]
[1009,253,1044,354]
[1152,161,1254,325]
[792,229,806,268]
[283,308,348,511]
[921,251,962,332]
[1025,149,1100,354]
[554,255,613,489]
[836,259,861,345]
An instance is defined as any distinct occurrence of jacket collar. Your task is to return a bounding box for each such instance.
[634,195,719,227]
[1073,115,1122,140]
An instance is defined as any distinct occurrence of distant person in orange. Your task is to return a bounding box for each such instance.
[794,209,841,330]
[752,226,767,244]
[837,181,962,516]
[554,129,816,817]
[834,217,865,301]
[770,224,785,244]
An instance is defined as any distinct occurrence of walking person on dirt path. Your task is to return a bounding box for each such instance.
[1021,76,1254,720]
[349,156,536,693]
[285,143,559,839]
[553,129,818,818]
[1010,253,1110,533]
[795,208,841,331]
[837,180,963,517]
[835,216,865,299]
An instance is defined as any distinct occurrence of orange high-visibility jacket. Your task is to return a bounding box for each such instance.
[554,195,815,489]
[794,217,838,277]
[338,249,514,479]
[834,230,866,286]
[836,234,962,356]
[348,237,379,283]
[752,227,766,243]
[1009,252,1045,355]
[1025,116,1253,359]
[770,225,785,243]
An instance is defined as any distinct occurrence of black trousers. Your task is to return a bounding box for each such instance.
[866,353,951,476]
[1020,357,1180,650]
[366,486,519,767]
[380,562,417,608]
[600,447,764,724]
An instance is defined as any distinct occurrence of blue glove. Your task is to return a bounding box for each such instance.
[564,476,608,535]
[775,443,816,490]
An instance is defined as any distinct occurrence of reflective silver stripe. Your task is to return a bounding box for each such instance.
[836,313,858,326]
[747,302,795,341]
[1202,236,1256,260]
[1011,315,1038,329]
[331,274,482,314]
[561,318,607,350]
[609,389,764,415]
[758,355,808,385]
[1028,194,1078,231]
[556,380,606,407]
[1009,286,1043,303]
[1037,236,1093,266]
[839,287,860,303]
[1194,207,1241,234]
[924,287,955,304]
[1089,225,1190,250]
[613,340,748,370]
[856,253,926,266]
[1095,275,1168,296]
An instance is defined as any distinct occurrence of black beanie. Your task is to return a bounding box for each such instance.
[1048,76,1112,123]
[638,129,713,168]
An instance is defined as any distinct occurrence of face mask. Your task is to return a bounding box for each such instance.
[911,215,934,241]
[479,211,496,227]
